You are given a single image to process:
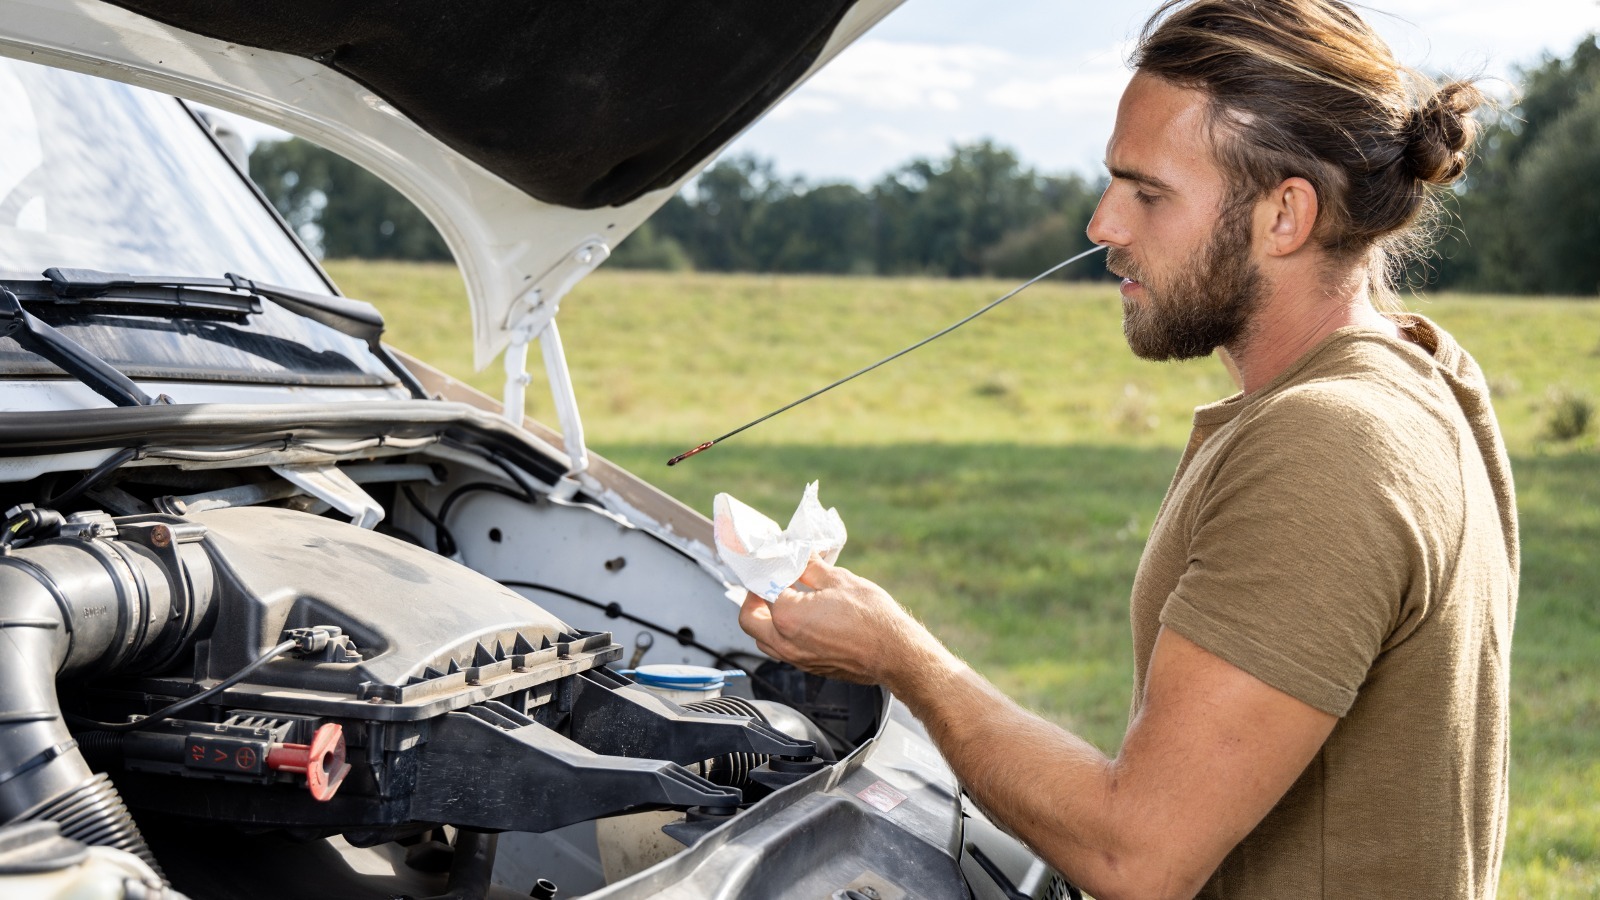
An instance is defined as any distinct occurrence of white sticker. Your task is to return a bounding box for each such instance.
[856,780,908,813]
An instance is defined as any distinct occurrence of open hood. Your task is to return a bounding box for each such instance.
[0,0,903,369]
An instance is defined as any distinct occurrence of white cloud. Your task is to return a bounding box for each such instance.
[732,0,1600,184]
[1366,0,1597,75]
[864,124,918,151]
[766,93,842,121]
[792,39,1013,112]
[984,47,1132,116]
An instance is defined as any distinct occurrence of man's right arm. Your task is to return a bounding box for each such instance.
[741,567,1337,900]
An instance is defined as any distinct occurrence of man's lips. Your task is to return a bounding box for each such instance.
[1105,249,1143,296]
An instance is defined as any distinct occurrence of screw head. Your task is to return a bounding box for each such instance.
[150,525,172,547]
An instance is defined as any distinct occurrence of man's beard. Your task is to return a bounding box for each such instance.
[1107,204,1263,361]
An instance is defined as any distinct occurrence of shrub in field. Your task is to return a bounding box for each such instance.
[1543,388,1594,442]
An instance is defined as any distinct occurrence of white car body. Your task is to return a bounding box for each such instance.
[0,3,1075,898]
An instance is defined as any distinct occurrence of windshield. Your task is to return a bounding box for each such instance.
[0,58,402,392]
[0,57,327,292]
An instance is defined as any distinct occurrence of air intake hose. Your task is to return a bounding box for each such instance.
[0,516,214,876]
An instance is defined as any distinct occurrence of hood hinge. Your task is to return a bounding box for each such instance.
[502,239,610,499]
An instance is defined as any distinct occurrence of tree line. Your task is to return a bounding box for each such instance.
[612,144,1112,280]
[249,35,1600,294]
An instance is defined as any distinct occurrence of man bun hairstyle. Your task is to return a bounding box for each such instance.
[1133,0,1482,293]
[1403,81,1481,185]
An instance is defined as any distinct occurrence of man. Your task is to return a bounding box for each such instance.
[738,1,1518,897]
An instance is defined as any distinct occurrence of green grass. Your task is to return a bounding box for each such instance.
[329,260,1600,897]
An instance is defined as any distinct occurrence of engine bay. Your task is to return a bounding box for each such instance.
[0,426,884,899]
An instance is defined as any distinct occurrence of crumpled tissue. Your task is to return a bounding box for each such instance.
[713,482,847,602]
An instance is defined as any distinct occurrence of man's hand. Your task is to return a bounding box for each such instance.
[737,555,956,689]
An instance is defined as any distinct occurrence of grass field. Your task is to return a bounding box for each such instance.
[329,260,1600,898]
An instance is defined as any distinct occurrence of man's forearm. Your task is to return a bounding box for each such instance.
[740,564,1333,900]
[886,645,1178,900]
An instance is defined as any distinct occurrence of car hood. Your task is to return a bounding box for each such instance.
[0,0,902,369]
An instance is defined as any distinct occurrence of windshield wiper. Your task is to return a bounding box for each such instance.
[28,268,387,347]
[0,286,162,407]
[29,267,266,318]
[1,268,425,402]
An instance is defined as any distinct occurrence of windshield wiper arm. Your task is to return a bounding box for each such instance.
[38,268,385,346]
[6,268,424,402]
[0,287,159,407]
[32,268,264,318]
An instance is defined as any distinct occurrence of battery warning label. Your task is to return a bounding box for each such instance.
[185,737,267,775]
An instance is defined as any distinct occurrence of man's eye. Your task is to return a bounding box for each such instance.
[1133,190,1158,206]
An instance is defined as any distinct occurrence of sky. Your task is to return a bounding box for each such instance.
[212,0,1600,188]
[726,0,1600,185]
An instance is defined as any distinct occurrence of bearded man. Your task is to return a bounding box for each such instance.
[738,1,1518,898]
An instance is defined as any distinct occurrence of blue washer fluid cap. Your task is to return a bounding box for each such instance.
[631,664,728,691]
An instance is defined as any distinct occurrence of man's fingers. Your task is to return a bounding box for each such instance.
[738,593,777,643]
[772,584,807,607]
[797,553,837,589]
[795,556,823,589]
[741,605,794,665]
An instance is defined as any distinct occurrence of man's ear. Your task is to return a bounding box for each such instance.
[1255,176,1318,257]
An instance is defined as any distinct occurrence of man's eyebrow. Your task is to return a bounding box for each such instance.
[1105,164,1175,193]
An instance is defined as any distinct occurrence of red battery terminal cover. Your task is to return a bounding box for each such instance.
[266,722,351,801]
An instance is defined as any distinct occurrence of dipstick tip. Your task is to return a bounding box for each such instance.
[666,441,716,467]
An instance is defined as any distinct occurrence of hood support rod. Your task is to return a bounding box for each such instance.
[501,240,610,500]
[503,321,587,500]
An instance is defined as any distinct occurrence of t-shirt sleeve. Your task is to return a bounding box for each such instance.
[1159,392,1418,717]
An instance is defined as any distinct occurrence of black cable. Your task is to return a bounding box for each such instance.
[66,639,299,733]
[380,525,423,547]
[405,480,534,558]
[402,483,457,556]
[435,437,563,498]
[0,507,65,552]
[437,482,532,532]
[498,579,726,663]
[485,452,540,502]
[486,451,623,521]
[47,446,138,507]
[495,579,851,748]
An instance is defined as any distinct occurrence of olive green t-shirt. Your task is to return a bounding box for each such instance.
[1129,316,1518,898]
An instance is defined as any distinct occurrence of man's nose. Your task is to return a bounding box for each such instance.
[1086,185,1128,248]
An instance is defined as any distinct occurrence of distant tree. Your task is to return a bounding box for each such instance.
[645,142,1112,279]
[652,156,874,274]
[677,156,794,271]
[249,138,451,261]
[1505,83,1600,293]
[984,173,1109,279]
[609,220,692,271]
[1433,35,1600,293]
[755,183,875,274]
[872,141,1051,277]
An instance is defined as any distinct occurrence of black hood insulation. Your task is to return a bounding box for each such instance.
[106,0,860,209]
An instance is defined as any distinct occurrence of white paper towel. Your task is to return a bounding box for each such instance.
[713,482,847,601]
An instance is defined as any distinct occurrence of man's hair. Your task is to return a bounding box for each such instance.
[1133,0,1482,294]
